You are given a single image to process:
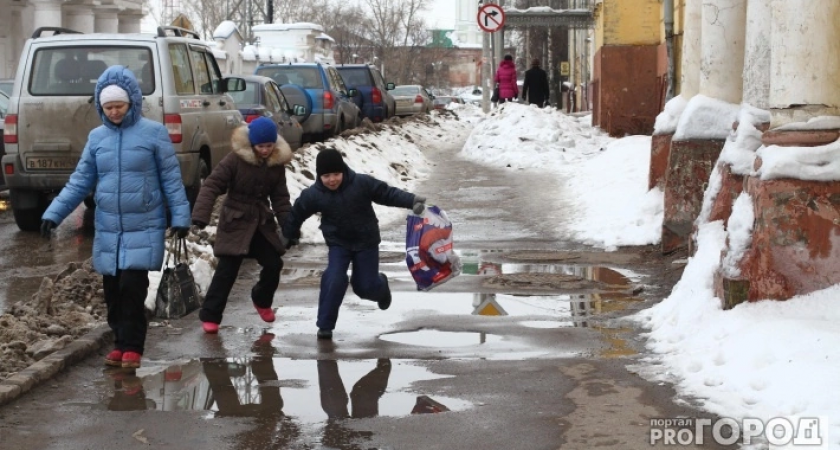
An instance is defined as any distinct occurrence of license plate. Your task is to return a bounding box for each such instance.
[397,99,413,107]
[26,157,76,170]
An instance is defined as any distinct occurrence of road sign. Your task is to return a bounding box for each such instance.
[560,61,570,76]
[477,4,506,33]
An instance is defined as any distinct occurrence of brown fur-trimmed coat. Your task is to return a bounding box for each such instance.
[192,124,293,257]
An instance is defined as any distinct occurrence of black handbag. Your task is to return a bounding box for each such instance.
[491,84,500,103]
[155,237,201,319]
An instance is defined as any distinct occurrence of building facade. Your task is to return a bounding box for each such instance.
[0,0,145,79]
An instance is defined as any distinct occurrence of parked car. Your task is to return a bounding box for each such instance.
[391,85,434,117]
[2,26,246,231]
[335,64,395,122]
[432,95,465,110]
[228,75,306,151]
[461,86,484,106]
[0,89,7,190]
[254,63,360,141]
[0,78,13,96]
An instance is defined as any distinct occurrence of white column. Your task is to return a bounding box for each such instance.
[30,0,63,31]
[118,12,144,34]
[699,0,747,103]
[769,0,840,124]
[679,0,702,99]
[65,6,95,34]
[94,10,119,34]
[742,0,772,108]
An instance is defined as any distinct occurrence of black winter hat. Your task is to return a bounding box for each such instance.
[316,148,346,177]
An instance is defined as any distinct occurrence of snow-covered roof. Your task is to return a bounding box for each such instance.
[213,20,241,40]
[252,22,324,32]
[316,33,334,42]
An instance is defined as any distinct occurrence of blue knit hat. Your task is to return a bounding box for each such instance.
[248,117,278,146]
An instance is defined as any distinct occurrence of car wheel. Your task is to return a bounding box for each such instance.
[10,190,48,232]
[187,157,210,209]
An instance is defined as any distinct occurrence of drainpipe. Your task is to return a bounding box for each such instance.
[664,0,675,100]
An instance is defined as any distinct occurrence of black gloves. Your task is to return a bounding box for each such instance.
[169,227,190,238]
[192,220,207,230]
[412,196,426,215]
[40,220,57,239]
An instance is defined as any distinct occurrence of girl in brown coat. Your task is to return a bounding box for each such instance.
[191,117,293,333]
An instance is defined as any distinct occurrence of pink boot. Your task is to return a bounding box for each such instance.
[254,303,275,323]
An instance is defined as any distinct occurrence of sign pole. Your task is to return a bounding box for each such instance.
[493,0,504,81]
[477,2,506,113]
[482,26,491,113]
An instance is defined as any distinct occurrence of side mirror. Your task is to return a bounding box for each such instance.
[292,104,306,116]
[223,77,246,92]
[347,88,358,97]
[386,82,395,90]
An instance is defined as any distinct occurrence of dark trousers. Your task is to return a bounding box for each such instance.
[317,246,389,331]
[200,231,282,324]
[103,269,150,354]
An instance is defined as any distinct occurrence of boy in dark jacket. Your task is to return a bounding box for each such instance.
[282,149,425,340]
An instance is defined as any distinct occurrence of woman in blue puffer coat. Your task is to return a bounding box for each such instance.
[40,65,191,369]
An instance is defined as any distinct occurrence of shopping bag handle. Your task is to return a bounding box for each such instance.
[164,236,190,267]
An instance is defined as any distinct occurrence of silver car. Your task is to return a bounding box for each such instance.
[391,85,434,117]
[2,26,245,231]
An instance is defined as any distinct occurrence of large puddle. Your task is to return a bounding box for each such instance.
[96,355,470,422]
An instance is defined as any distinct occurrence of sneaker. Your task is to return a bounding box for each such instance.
[104,349,123,367]
[377,273,392,310]
[254,303,276,323]
[121,351,142,369]
[317,329,333,340]
[202,322,219,334]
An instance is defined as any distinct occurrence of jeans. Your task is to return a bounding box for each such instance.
[200,231,282,324]
[317,245,389,331]
[103,269,150,354]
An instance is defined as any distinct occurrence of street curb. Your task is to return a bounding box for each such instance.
[0,323,112,407]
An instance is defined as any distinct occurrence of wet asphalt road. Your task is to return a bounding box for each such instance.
[0,123,738,449]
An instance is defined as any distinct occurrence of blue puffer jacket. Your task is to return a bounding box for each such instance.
[283,166,416,251]
[42,65,191,275]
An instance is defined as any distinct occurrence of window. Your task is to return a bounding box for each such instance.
[370,69,385,89]
[189,46,212,94]
[391,86,419,96]
[30,46,154,96]
[228,81,258,105]
[255,66,322,89]
[169,44,195,95]
[336,68,370,88]
[263,82,282,115]
[271,83,291,112]
[203,51,223,94]
[327,68,347,94]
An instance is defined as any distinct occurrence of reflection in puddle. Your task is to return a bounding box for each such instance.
[97,346,470,427]
[387,290,643,327]
[595,326,637,358]
[379,329,503,347]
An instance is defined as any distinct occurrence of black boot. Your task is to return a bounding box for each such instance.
[377,273,392,310]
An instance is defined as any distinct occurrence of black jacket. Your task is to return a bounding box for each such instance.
[282,167,416,251]
[522,66,550,107]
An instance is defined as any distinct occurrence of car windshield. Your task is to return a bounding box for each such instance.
[391,86,419,96]
[229,81,259,106]
[255,66,322,89]
[336,68,370,88]
[0,81,12,96]
[29,46,154,96]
